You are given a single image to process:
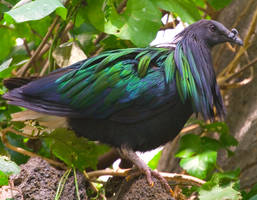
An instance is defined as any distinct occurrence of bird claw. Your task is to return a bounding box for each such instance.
[149,170,174,196]
[126,167,174,196]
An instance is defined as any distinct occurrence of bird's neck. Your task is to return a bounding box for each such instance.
[173,38,224,120]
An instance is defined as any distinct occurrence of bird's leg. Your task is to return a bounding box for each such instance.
[117,146,174,195]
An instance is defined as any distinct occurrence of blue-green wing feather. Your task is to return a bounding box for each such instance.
[55,47,177,120]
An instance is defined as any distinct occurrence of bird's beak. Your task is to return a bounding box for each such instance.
[227,28,243,46]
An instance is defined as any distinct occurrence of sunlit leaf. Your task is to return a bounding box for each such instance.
[0,156,20,176]
[199,183,242,200]
[0,28,16,62]
[85,0,162,47]
[180,150,217,179]
[202,169,240,190]
[200,122,238,148]
[4,0,67,23]
[176,134,220,179]
[0,58,13,73]
[148,150,162,170]
[0,170,8,186]
[153,0,201,24]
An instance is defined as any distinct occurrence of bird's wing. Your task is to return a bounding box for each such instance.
[56,47,178,121]
[4,48,178,122]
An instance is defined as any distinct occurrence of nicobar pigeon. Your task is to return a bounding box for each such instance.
[3,20,243,191]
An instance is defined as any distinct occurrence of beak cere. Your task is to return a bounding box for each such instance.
[228,28,243,46]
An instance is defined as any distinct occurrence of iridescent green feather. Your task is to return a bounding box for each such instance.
[95,49,136,72]
[138,54,151,77]
[175,45,199,108]
[164,51,175,83]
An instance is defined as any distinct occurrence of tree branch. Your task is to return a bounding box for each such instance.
[0,127,66,169]
[86,168,206,187]
[17,17,60,77]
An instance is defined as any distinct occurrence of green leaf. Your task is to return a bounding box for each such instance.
[0,28,16,62]
[199,183,242,200]
[202,169,240,190]
[207,0,233,10]
[85,0,162,47]
[148,150,162,170]
[44,128,109,170]
[153,0,201,24]
[176,134,220,179]
[0,170,8,186]
[176,134,201,158]
[100,35,134,50]
[200,122,238,148]
[0,58,13,73]
[180,150,217,179]
[4,0,67,23]
[0,156,20,176]
[200,121,229,134]
[5,132,30,165]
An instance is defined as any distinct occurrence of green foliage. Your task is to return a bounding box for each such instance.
[5,132,30,164]
[176,122,238,179]
[176,134,218,179]
[148,150,162,170]
[199,183,242,200]
[207,0,233,10]
[202,169,240,190]
[0,156,20,176]
[43,128,109,170]
[0,156,20,186]
[4,0,67,23]
[85,0,162,47]
[200,122,238,156]
[0,58,13,76]
[0,170,8,186]
[154,0,201,24]
[0,28,16,62]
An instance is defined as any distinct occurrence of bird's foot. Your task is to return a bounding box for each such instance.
[118,147,174,196]
[126,167,174,196]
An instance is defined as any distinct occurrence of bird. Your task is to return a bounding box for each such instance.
[3,19,243,192]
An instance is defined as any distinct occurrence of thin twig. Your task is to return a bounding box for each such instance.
[159,21,179,30]
[117,0,127,13]
[93,33,107,45]
[180,124,199,134]
[83,170,107,200]
[87,168,206,186]
[0,24,14,30]
[0,127,66,169]
[39,59,50,76]
[0,0,13,8]
[218,57,257,85]
[23,38,31,56]
[17,17,60,77]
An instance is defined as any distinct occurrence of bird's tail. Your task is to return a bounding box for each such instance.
[3,77,37,90]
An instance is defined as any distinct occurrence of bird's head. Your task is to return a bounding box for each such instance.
[176,19,243,48]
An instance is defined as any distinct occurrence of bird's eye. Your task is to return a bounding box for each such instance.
[209,24,216,32]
